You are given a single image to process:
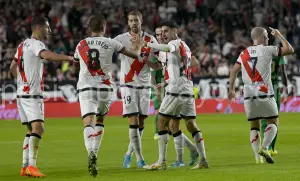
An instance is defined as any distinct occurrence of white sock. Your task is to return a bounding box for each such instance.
[173,131,184,162]
[182,133,197,153]
[84,126,95,153]
[126,127,144,156]
[250,129,260,160]
[93,124,104,155]
[28,133,41,167]
[129,126,144,161]
[262,124,278,149]
[22,134,30,168]
[158,131,169,164]
[192,131,206,160]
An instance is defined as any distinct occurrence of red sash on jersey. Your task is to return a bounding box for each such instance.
[124,36,151,83]
[179,42,192,80]
[240,49,268,93]
[78,40,110,86]
[17,42,30,93]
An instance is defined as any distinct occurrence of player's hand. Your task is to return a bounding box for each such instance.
[131,33,143,50]
[68,56,74,61]
[228,90,236,102]
[156,83,164,89]
[269,27,282,37]
[155,87,162,101]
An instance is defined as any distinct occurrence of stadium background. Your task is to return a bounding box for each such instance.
[1,0,300,119]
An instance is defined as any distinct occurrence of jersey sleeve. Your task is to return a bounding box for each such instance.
[266,46,281,57]
[167,40,180,52]
[279,56,287,65]
[33,41,47,58]
[110,39,124,53]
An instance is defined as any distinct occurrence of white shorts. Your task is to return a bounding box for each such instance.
[244,97,278,121]
[120,86,151,117]
[17,96,44,125]
[159,92,196,119]
[78,88,113,119]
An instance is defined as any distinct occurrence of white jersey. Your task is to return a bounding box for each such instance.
[14,38,47,96]
[159,39,193,95]
[158,51,169,83]
[74,37,124,90]
[114,31,159,87]
[236,45,281,98]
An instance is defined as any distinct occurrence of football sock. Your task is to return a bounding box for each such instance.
[192,131,206,160]
[84,125,94,153]
[126,127,144,156]
[173,131,184,162]
[182,133,197,153]
[93,124,104,155]
[262,124,278,149]
[129,125,144,161]
[22,134,30,168]
[250,128,260,160]
[158,130,169,164]
[28,133,41,167]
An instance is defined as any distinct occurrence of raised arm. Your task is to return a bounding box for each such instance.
[40,50,73,62]
[269,27,294,56]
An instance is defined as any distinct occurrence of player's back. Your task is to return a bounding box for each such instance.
[15,38,46,96]
[74,37,123,90]
[114,32,158,87]
[164,39,193,95]
[237,44,281,98]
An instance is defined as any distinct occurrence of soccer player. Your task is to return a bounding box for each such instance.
[228,27,293,164]
[73,15,141,177]
[114,10,160,168]
[143,21,208,170]
[152,25,199,167]
[9,17,74,177]
[152,26,164,140]
[260,32,288,157]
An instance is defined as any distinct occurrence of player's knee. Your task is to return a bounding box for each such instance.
[31,121,44,136]
[128,115,139,125]
[96,115,104,124]
[138,115,147,128]
[267,118,278,125]
[250,120,260,129]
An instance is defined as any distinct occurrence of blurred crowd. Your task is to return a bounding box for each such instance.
[1,0,300,85]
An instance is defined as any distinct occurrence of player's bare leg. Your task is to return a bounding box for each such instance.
[20,124,31,176]
[83,114,98,177]
[259,118,278,164]
[25,121,46,177]
[169,119,185,167]
[185,119,208,169]
[250,120,263,163]
[144,114,169,170]
[124,115,146,168]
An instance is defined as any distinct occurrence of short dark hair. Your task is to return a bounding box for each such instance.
[88,15,106,33]
[160,20,178,29]
[127,10,142,19]
[31,17,48,30]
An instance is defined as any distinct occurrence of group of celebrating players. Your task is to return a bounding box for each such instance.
[9,9,293,178]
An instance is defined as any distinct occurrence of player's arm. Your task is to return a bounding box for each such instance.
[191,55,199,67]
[228,62,241,101]
[119,47,139,59]
[145,42,176,53]
[269,27,294,56]
[9,59,18,79]
[40,50,73,62]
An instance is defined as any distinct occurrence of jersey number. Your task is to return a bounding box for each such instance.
[249,57,258,78]
[87,49,101,70]
[123,96,131,104]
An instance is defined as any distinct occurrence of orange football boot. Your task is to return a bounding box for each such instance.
[20,167,27,176]
[25,166,46,177]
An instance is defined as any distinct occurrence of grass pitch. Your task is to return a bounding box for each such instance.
[0,113,300,181]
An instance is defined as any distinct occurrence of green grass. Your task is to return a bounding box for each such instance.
[1,113,300,181]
